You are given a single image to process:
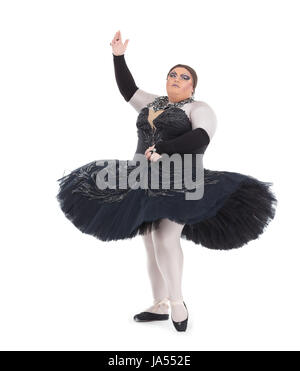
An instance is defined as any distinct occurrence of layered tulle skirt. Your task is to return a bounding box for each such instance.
[56,157,277,250]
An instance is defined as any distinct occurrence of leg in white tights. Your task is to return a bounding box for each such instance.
[152,218,188,322]
[141,230,170,315]
[143,218,188,322]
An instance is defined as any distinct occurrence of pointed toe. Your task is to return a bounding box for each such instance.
[133,312,169,322]
[171,301,188,332]
[172,317,188,331]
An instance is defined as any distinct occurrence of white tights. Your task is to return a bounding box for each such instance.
[142,218,188,322]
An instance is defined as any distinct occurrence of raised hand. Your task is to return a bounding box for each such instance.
[110,30,129,56]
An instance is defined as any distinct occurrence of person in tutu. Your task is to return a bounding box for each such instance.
[56,30,277,332]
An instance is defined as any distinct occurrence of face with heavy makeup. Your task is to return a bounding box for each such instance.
[166,67,194,103]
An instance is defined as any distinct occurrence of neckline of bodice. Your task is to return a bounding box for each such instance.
[146,95,195,112]
[145,106,192,129]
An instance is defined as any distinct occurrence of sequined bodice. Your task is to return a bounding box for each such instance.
[135,106,193,154]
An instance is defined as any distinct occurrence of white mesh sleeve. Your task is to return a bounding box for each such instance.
[190,102,217,140]
[128,88,160,113]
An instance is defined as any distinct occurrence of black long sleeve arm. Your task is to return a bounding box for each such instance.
[154,127,210,155]
[113,54,138,102]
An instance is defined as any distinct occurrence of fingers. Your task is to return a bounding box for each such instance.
[145,145,155,157]
[149,153,161,162]
[110,30,121,45]
[146,145,155,152]
[118,30,122,42]
[110,31,128,50]
[115,30,121,42]
[144,145,155,157]
[145,149,161,162]
[145,150,152,160]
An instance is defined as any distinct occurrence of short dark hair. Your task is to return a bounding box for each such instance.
[166,64,198,94]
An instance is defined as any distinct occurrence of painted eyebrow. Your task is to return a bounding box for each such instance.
[170,71,191,77]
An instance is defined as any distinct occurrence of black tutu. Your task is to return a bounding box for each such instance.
[56,157,277,250]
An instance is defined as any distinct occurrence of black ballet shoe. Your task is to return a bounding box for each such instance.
[170,300,188,332]
[133,312,169,322]
[133,298,169,322]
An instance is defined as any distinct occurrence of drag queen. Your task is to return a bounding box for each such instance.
[56,31,277,332]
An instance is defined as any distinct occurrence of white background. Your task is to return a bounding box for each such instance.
[0,0,299,351]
